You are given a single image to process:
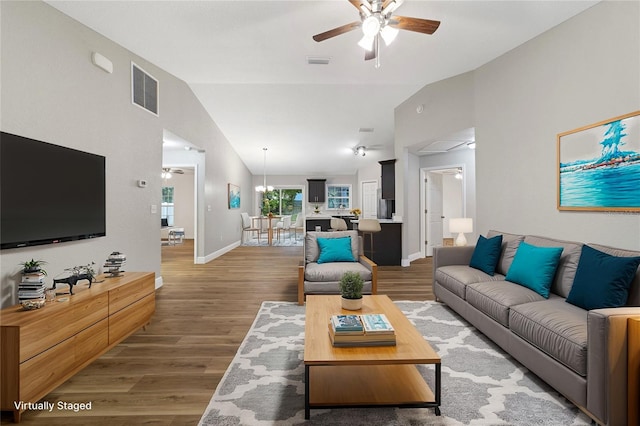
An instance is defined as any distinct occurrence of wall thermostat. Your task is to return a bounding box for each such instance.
[137,179,147,188]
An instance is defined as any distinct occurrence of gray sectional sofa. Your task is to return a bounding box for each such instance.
[433,230,640,426]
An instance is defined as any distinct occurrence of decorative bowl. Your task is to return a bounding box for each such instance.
[21,299,46,310]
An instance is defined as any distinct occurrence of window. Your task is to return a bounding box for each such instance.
[261,188,303,219]
[161,186,174,226]
[327,184,351,210]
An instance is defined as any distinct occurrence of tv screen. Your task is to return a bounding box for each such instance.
[1,131,106,249]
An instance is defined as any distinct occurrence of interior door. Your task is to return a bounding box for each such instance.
[426,172,444,256]
[361,181,378,219]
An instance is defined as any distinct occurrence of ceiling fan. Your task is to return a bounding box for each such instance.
[161,168,184,179]
[312,0,440,68]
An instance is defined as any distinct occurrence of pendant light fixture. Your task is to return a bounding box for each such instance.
[255,147,274,192]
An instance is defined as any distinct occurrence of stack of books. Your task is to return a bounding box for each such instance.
[18,272,46,302]
[328,313,396,347]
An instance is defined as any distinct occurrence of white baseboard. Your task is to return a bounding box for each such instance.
[198,240,241,264]
[155,276,163,289]
[401,251,423,267]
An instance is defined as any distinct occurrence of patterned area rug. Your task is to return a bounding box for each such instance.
[198,301,591,425]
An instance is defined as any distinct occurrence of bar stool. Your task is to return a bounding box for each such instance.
[358,219,381,260]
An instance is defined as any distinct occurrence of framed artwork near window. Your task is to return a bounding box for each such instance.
[228,183,240,209]
[557,110,640,211]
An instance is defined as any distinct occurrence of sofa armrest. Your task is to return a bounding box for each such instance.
[297,261,305,305]
[587,307,640,425]
[432,246,475,284]
[359,255,378,295]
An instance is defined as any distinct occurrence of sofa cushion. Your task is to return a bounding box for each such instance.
[589,243,640,306]
[305,231,359,264]
[469,234,503,276]
[524,236,583,298]
[435,265,504,299]
[317,236,355,264]
[505,242,563,298]
[487,230,524,275]
[566,245,640,310]
[509,298,587,376]
[466,281,545,327]
[304,261,372,283]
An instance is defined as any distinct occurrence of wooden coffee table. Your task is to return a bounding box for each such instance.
[303,295,441,419]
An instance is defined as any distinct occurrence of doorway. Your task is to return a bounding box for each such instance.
[162,129,204,264]
[421,166,465,257]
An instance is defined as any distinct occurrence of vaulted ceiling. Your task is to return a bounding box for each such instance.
[46,0,598,175]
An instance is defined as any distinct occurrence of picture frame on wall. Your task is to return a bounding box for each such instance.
[557,110,640,212]
[228,183,240,209]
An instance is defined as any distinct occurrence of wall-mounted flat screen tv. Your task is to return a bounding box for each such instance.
[1,131,106,250]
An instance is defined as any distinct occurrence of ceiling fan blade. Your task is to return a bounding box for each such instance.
[347,0,363,9]
[365,49,376,61]
[389,16,441,35]
[313,21,361,42]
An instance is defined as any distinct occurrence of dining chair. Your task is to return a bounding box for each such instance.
[241,212,260,243]
[329,218,348,231]
[291,215,304,239]
[274,215,292,241]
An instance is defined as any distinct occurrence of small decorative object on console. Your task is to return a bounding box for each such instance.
[104,252,126,277]
[18,261,47,308]
[52,262,96,295]
[350,208,361,219]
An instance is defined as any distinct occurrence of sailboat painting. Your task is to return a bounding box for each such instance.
[558,111,640,211]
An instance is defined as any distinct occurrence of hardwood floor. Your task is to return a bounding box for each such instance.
[7,240,433,425]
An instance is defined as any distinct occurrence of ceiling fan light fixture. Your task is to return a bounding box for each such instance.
[358,34,375,51]
[362,16,381,37]
[380,25,399,46]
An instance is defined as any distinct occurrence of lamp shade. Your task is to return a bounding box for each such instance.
[449,218,473,234]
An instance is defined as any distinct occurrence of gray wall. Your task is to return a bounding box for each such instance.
[0,1,252,307]
[475,1,639,249]
[396,1,640,256]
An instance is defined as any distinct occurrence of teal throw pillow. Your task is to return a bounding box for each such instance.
[505,242,563,298]
[566,245,640,310]
[317,237,355,264]
[469,234,503,276]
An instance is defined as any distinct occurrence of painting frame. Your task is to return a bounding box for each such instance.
[557,110,640,212]
[228,183,240,209]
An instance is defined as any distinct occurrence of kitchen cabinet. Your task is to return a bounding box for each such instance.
[307,179,326,203]
[379,159,396,200]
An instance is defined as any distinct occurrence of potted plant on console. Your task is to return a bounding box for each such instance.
[20,259,47,276]
[339,271,364,310]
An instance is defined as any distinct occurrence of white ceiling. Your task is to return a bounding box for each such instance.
[46,0,598,175]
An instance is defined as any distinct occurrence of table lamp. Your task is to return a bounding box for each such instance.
[449,218,473,246]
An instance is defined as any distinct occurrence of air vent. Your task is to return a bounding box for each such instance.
[359,127,374,133]
[307,56,331,65]
[132,63,159,116]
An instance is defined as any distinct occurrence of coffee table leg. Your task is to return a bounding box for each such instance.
[305,364,310,419]
[435,362,441,416]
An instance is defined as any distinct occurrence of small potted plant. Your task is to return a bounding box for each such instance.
[350,208,361,219]
[20,259,47,276]
[339,271,364,310]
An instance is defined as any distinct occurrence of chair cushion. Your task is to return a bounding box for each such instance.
[566,245,640,310]
[509,298,588,376]
[317,236,355,264]
[435,265,504,299]
[466,281,545,327]
[505,242,563,298]
[305,231,359,263]
[304,262,372,282]
[469,234,503,276]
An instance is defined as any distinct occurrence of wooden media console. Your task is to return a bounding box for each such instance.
[0,272,155,422]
